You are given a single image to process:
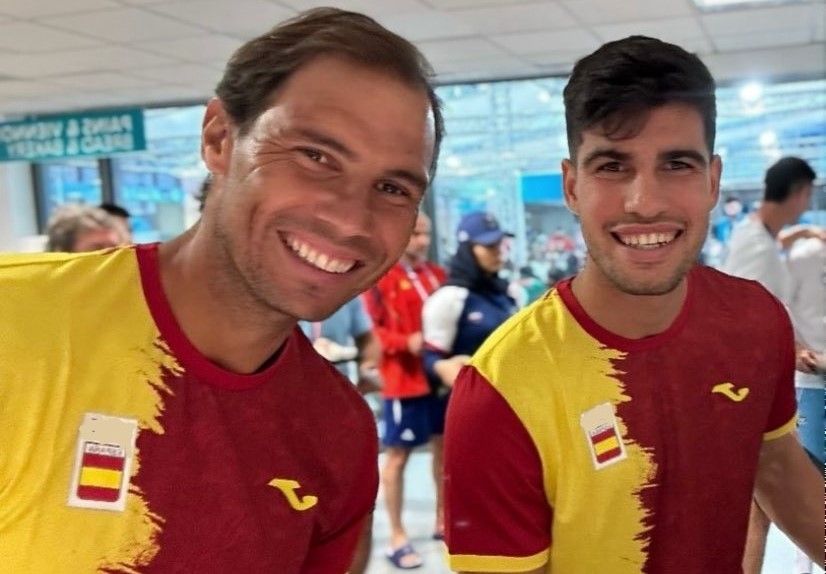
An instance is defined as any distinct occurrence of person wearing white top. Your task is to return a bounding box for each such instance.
[720,156,821,574]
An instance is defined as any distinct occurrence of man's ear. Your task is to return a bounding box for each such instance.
[202,98,234,176]
[561,159,579,216]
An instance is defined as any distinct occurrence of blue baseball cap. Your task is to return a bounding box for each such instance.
[456,212,513,246]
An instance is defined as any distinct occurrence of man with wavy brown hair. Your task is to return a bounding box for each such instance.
[0,8,442,574]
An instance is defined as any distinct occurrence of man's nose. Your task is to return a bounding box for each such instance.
[624,172,668,218]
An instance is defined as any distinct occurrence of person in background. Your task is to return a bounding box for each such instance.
[46,204,125,252]
[299,295,381,574]
[0,7,443,573]
[720,156,823,574]
[722,157,819,302]
[442,36,822,574]
[422,210,518,560]
[300,296,382,396]
[364,212,445,570]
[786,235,826,574]
[511,265,548,308]
[713,195,745,245]
[99,202,133,244]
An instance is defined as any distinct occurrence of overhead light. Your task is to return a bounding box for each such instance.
[693,0,806,10]
[445,155,462,169]
[739,82,763,104]
[759,130,777,148]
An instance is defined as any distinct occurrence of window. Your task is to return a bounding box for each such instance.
[34,159,104,230]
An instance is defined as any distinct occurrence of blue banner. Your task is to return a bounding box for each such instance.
[0,109,146,162]
[520,172,563,204]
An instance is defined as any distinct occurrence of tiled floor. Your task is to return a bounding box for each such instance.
[364,450,822,574]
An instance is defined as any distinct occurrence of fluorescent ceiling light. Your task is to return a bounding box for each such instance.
[693,0,806,10]
[739,82,763,103]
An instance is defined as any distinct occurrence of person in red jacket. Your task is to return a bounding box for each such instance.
[364,212,445,569]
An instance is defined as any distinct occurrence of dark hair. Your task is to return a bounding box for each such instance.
[98,202,130,219]
[763,156,816,203]
[215,7,444,180]
[563,35,716,159]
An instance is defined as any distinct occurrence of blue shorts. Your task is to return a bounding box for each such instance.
[796,388,825,467]
[382,395,433,448]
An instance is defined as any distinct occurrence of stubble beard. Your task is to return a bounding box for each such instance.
[212,213,288,318]
[583,222,706,297]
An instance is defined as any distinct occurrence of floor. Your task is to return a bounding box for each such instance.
[364,450,823,574]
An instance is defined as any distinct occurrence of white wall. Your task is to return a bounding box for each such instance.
[0,162,39,253]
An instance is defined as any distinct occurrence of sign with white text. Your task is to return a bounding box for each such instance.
[0,109,146,162]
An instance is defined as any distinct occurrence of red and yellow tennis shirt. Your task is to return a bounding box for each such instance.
[0,244,378,573]
[444,265,797,573]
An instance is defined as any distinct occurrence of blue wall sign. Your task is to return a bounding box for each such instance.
[0,109,146,162]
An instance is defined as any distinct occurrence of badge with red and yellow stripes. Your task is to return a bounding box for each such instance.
[580,402,627,470]
[67,413,138,512]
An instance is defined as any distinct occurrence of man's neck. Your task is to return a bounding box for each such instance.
[571,264,688,340]
[158,227,296,374]
[755,203,791,238]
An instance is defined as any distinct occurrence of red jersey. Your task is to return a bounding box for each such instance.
[444,266,797,573]
[364,261,445,399]
[0,245,378,573]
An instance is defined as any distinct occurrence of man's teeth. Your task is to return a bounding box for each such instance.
[285,237,355,273]
[620,232,677,249]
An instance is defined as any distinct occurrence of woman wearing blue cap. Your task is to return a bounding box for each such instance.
[420,211,519,541]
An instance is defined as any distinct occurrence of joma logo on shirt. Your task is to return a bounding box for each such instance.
[268,478,318,511]
[712,382,750,402]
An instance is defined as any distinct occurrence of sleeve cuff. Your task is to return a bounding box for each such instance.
[763,414,797,441]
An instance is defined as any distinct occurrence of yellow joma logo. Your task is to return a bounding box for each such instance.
[268,478,318,511]
[712,382,750,402]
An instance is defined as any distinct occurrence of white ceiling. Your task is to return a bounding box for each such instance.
[0,0,822,117]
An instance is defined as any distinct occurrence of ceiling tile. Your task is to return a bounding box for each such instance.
[0,0,821,117]
[140,35,242,64]
[276,0,429,14]
[43,7,207,42]
[450,2,578,34]
[423,0,541,8]
[700,4,814,36]
[417,37,512,63]
[148,0,295,38]
[713,28,813,51]
[47,72,156,90]
[523,49,596,67]
[560,0,692,25]
[0,22,102,53]
[377,9,475,42]
[490,27,600,56]
[0,46,176,79]
[104,85,211,106]
[703,42,826,82]
[594,16,705,43]
[124,63,222,87]
[0,79,61,98]
[0,0,119,18]
[434,54,535,74]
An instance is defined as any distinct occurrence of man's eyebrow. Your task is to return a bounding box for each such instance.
[292,127,357,160]
[659,149,709,165]
[580,148,630,168]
